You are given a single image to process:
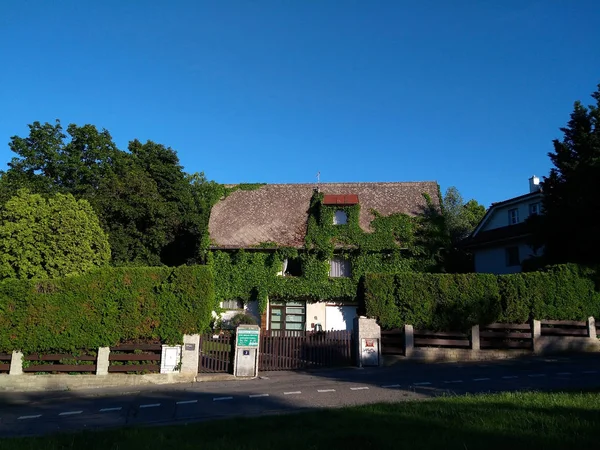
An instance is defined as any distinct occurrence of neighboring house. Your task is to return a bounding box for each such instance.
[464,176,543,274]
[208,182,439,333]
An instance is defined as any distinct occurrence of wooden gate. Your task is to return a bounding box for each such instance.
[259,330,353,371]
[198,332,234,373]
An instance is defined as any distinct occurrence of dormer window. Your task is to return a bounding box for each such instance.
[508,208,519,225]
[333,210,347,225]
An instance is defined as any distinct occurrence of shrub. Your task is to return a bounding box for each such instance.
[364,264,600,330]
[0,265,216,353]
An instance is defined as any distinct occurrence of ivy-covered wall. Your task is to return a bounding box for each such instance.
[210,190,440,312]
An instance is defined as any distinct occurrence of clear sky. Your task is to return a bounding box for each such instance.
[1,1,599,207]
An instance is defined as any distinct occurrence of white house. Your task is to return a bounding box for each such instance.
[464,176,543,274]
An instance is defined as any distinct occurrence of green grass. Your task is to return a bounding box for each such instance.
[3,391,600,450]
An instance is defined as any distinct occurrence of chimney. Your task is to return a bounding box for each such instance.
[529,175,540,193]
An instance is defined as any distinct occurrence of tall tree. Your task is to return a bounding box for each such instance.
[0,190,111,280]
[534,84,600,265]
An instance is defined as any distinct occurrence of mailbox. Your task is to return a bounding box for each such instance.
[234,325,260,377]
[360,338,379,367]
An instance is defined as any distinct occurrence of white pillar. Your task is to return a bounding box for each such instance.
[471,325,480,351]
[404,325,414,358]
[9,351,23,375]
[96,347,110,375]
[180,334,200,375]
[587,317,596,339]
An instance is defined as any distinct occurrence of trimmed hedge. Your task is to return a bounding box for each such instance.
[0,266,216,353]
[364,264,600,331]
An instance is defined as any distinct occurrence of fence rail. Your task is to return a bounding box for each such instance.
[541,320,589,337]
[198,332,233,373]
[259,330,353,371]
[480,323,533,350]
[381,329,404,355]
[108,343,162,374]
[414,330,470,348]
[23,353,97,373]
[0,353,11,373]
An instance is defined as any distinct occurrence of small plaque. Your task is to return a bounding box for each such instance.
[243,350,250,356]
[185,343,196,351]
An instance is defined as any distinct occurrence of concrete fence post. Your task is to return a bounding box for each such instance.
[587,317,596,339]
[9,351,23,376]
[404,325,414,357]
[180,334,200,375]
[532,320,541,339]
[96,347,110,375]
[471,325,480,351]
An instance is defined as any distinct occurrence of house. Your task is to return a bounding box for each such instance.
[207,182,439,333]
[464,176,542,274]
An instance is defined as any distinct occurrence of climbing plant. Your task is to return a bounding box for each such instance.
[210,189,441,312]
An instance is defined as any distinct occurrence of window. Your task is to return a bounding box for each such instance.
[329,258,351,278]
[222,299,244,310]
[333,210,347,225]
[505,246,520,267]
[282,257,302,277]
[529,203,541,216]
[270,301,306,334]
[508,208,519,225]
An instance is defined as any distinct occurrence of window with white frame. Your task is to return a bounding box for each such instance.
[222,299,244,310]
[329,257,351,278]
[333,210,348,225]
[529,203,541,216]
[508,208,519,225]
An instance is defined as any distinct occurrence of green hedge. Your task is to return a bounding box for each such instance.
[364,264,600,331]
[0,266,216,353]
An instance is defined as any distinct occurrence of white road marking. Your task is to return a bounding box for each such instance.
[317,389,336,393]
[557,372,572,376]
[443,380,463,384]
[249,394,270,398]
[213,396,233,401]
[350,387,369,391]
[528,374,546,378]
[99,407,122,412]
[176,400,198,405]
[139,403,161,408]
[412,382,432,386]
[502,376,518,379]
[59,411,82,416]
[18,415,41,420]
[583,370,598,374]
[473,378,490,381]
[284,391,302,395]
[382,384,401,388]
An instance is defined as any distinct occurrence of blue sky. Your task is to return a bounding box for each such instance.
[1,1,599,207]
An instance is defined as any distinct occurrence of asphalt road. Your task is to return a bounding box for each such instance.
[1,354,599,438]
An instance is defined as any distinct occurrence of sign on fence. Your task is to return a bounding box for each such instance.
[237,328,259,347]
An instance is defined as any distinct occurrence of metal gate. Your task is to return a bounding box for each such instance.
[198,332,234,373]
[259,330,353,371]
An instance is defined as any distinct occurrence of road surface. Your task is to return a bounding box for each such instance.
[0,354,599,437]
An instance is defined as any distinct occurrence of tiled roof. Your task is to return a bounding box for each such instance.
[208,182,439,249]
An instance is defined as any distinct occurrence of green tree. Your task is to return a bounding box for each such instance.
[443,187,486,244]
[0,190,111,280]
[533,84,600,265]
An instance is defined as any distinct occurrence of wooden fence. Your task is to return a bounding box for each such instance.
[480,323,533,350]
[108,343,162,373]
[381,329,404,355]
[259,330,353,371]
[0,353,11,373]
[541,319,588,337]
[414,330,470,348]
[198,332,234,373]
[22,352,97,373]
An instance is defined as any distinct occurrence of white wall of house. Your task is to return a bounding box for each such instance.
[484,197,542,231]
[306,302,326,331]
[473,241,537,274]
[325,304,357,331]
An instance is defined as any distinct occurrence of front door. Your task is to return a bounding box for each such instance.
[269,301,306,336]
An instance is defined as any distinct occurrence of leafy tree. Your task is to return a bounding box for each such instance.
[443,187,486,244]
[3,121,220,266]
[0,190,111,280]
[533,84,600,265]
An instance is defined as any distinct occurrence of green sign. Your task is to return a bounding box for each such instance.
[237,329,259,347]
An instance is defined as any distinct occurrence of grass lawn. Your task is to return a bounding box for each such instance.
[2,390,599,450]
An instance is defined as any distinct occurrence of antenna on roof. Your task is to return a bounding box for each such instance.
[316,171,321,192]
